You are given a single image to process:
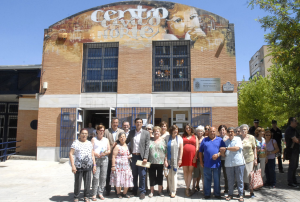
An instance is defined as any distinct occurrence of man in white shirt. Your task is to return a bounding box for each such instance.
[104,117,124,196]
[126,118,150,199]
[122,121,130,138]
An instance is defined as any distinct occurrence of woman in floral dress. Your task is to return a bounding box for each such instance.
[110,132,133,198]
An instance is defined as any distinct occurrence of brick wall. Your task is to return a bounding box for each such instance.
[212,107,238,128]
[16,110,38,155]
[36,108,61,147]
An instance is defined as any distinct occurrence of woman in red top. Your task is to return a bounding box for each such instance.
[181,123,198,197]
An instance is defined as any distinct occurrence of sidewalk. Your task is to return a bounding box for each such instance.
[0,160,299,202]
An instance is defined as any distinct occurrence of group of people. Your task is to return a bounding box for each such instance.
[69,117,300,202]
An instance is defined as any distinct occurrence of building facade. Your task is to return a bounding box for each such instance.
[249,45,273,78]
[38,1,238,161]
[0,65,41,159]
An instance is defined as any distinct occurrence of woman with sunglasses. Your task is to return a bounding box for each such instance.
[91,125,110,201]
[204,125,210,137]
[265,130,279,188]
[181,123,198,197]
[146,124,154,138]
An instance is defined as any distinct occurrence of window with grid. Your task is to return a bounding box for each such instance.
[153,41,191,92]
[82,43,119,92]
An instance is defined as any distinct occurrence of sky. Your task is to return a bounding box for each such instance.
[0,0,269,81]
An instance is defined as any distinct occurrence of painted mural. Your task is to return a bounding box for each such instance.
[44,1,235,61]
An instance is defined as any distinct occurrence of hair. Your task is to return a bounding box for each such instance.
[122,121,130,125]
[111,117,119,122]
[118,131,126,139]
[265,130,272,138]
[254,127,265,137]
[218,125,227,132]
[227,127,235,132]
[159,121,168,128]
[135,118,143,123]
[153,126,161,133]
[169,124,179,135]
[183,123,195,137]
[239,124,249,131]
[96,124,105,131]
[146,124,154,130]
[288,117,297,125]
[80,128,88,134]
[196,125,205,132]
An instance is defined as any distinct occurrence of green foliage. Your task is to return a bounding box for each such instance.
[239,0,300,128]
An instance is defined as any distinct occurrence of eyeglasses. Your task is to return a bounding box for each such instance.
[146,128,151,130]
[98,130,105,132]
[205,128,209,131]
[265,135,271,136]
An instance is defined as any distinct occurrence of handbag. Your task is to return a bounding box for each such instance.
[249,166,263,190]
[272,139,281,157]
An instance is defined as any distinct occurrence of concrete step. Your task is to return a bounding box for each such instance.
[8,155,36,160]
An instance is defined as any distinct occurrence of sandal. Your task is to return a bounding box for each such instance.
[158,192,164,197]
[84,197,90,202]
[74,199,79,202]
[195,186,200,191]
[226,195,233,201]
[98,194,105,200]
[122,193,131,198]
[91,197,97,201]
[117,193,123,199]
[185,188,190,197]
[148,193,153,198]
[171,193,176,198]
[239,196,244,202]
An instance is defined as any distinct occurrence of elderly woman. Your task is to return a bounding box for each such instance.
[192,125,205,192]
[91,125,110,201]
[146,124,154,138]
[181,123,198,197]
[148,126,167,197]
[254,127,267,179]
[164,125,183,198]
[240,124,257,198]
[235,127,241,136]
[265,130,279,188]
[110,132,133,198]
[224,127,245,202]
[69,128,96,202]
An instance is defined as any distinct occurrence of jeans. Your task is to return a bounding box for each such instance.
[265,158,276,186]
[288,151,299,184]
[105,160,112,194]
[132,154,147,194]
[74,170,92,199]
[221,160,228,192]
[203,167,221,197]
[226,165,244,196]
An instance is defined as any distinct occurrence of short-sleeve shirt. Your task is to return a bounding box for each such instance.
[242,134,256,163]
[71,140,93,171]
[224,136,245,167]
[149,138,167,164]
[256,137,266,158]
[199,136,225,168]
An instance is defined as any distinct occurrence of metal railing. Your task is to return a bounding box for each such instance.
[0,141,20,162]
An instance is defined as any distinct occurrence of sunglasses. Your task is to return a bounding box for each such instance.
[205,128,209,130]
[146,128,151,130]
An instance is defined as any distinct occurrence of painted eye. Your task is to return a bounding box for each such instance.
[174,18,182,23]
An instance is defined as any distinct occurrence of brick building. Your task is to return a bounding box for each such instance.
[35,0,238,161]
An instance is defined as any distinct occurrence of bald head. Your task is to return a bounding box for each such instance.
[209,127,217,140]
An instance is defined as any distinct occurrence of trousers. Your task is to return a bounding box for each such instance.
[74,170,92,199]
[92,157,108,196]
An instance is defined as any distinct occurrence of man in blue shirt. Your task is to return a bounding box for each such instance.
[199,127,226,199]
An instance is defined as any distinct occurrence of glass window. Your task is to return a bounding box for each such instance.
[82,43,119,92]
[153,41,190,92]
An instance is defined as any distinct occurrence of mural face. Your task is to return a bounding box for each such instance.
[44,1,235,60]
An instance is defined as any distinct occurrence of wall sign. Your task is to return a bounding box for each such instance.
[193,78,221,91]
[223,81,234,92]
[176,114,185,121]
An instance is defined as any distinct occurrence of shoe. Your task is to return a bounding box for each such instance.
[250,193,255,198]
[131,191,138,197]
[224,192,228,197]
[279,170,284,173]
[148,193,153,198]
[122,193,131,198]
[185,188,190,197]
[158,192,164,197]
[270,186,275,189]
[288,183,299,188]
[215,195,222,199]
[140,193,145,200]
[204,196,211,199]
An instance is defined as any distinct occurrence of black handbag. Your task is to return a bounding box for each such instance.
[283,148,293,161]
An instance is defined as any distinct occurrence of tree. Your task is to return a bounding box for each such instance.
[239,0,300,128]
